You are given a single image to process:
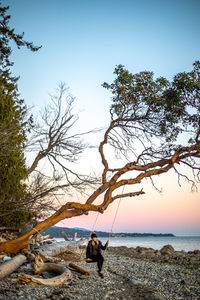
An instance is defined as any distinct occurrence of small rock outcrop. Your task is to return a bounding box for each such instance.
[160,244,175,255]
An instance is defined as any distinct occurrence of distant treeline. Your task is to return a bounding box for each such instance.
[41,226,175,238]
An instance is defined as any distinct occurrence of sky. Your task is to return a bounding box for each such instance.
[4,0,200,235]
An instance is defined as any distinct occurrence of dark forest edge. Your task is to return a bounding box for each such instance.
[41,226,175,238]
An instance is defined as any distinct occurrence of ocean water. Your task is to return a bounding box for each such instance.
[98,236,200,252]
[56,236,200,252]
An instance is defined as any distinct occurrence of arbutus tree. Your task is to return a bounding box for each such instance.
[0,62,199,254]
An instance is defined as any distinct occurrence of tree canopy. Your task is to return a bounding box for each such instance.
[0,0,199,254]
[101,63,200,174]
[0,2,40,227]
[0,2,41,83]
[0,61,199,253]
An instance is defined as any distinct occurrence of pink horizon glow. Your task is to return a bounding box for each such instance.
[56,178,200,236]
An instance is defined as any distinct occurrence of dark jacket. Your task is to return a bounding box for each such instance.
[86,240,108,258]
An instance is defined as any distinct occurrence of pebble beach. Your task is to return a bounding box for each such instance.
[0,245,199,300]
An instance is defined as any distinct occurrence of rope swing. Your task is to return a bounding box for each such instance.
[109,185,125,239]
[91,185,125,239]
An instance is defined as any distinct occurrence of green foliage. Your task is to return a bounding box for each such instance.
[0,2,40,228]
[0,76,34,227]
[103,62,200,144]
[0,2,41,83]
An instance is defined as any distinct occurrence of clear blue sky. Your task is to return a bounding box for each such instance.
[4,0,200,235]
[6,0,200,118]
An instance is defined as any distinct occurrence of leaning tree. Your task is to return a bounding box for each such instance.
[0,61,199,254]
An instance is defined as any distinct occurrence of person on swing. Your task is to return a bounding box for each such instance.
[86,232,109,278]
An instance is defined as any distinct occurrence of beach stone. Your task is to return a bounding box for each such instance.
[0,245,199,300]
[154,250,161,256]
[193,249,200,256]
[160,244,175,255]
[2,256,11,262]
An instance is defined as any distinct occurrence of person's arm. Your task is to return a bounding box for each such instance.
[86,241,91,258]
[100,240,109,250]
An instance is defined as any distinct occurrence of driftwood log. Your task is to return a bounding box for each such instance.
[0,254,27,280]
[60,231,69,241]
[36,241,80,257]
[73,232,77,241]
[34,253,62,264]
[18,262,71,285]
[0,235,88,282]
[35,238,88,259]
[69,262,90,275]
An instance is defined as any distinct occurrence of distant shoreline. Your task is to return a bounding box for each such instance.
[41,225,175,238]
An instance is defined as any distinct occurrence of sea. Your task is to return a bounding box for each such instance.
[97,236,200,252]
[56,236,200,252]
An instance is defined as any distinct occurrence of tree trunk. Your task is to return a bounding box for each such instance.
[0,201,99,254]
[0,254,27,280]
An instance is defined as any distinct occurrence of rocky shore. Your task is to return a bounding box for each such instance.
[0,244,199,300]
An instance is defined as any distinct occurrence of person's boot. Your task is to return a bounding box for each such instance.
[98,270,104,278]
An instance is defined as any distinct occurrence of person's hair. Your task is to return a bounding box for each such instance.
[92,239,99,246]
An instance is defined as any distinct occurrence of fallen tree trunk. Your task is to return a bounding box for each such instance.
[0,254,27,280]
[18,263,71,286]
[69,262,90,275]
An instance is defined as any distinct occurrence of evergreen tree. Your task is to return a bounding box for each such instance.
[0,2,40,227]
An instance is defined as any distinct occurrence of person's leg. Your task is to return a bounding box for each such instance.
[89,255,104,277]
[97,255,104,272]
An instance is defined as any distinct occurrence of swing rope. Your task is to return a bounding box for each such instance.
[90,185,125,241]
[108,185,125,239]
[91,211,100,232]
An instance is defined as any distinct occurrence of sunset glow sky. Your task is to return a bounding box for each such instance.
[5,0,200,235]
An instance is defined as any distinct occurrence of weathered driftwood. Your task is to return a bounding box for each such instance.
[0,254,27,280]
[32,240,86,263]
[36,241,80,257]
[21,248,36,262]
[59,250,83,262]
[34,253,62,264]
[73,232,77,241]
[77,238,88,245]
[60,230,69,241]
[41,234,53,241]
[30,233,53,246]
[69,262,90,275]
[35,237,88,257]
[18,263,71,286]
